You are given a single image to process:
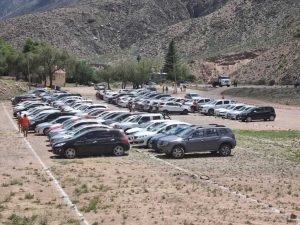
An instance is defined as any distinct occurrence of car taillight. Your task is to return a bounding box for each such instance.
[120,137,129,142]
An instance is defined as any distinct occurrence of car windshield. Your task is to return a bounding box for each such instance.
[146,122,164,131]
[166,125,189,135]
[177,128,195,138]
[190,94,199,97]
[150,123,167,132]
[121,116,136,122]
[131,116,142,123]
[139,121,153,128]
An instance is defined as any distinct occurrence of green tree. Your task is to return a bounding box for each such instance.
[34,44,70,87]
[0,38,15,76]
[163,39,178,80]
[96,66,114,90]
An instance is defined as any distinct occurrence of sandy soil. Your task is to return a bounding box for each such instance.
[0,86,299,225]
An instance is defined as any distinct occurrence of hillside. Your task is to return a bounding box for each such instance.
[0,0,78,19]
[0,0,299,84]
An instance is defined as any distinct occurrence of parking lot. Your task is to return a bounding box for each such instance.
[0,86,299,225]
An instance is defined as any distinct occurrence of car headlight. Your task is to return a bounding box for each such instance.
[158,141,169,146]
[54,143,66,147]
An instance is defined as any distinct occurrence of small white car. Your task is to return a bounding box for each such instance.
[158,102,190,115]
[131,121,190,147]
[200,99,236,116]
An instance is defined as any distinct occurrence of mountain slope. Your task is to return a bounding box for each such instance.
[0,0,299,84]
[0,0,78,19]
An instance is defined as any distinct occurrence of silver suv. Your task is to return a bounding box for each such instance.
[157,125,236,159]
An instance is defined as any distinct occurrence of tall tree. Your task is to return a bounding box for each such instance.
[34,44,70,87]
[163,39,178,80]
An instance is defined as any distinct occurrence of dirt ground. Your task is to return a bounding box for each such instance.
[0,86,299,225]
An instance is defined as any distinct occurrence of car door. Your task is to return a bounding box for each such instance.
[203,128,220,151]
[73,131,98,156]
[252,108,264,120]
[93,130,114,155]
[185,129,205,153]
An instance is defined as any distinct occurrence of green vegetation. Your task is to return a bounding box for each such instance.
[222,87,300,106]
[163,39,194,82]
[236,130,300,163]
[235,130,300,139]
[8,214,38,225]
[81,197,99,213]
[1,38,193,89]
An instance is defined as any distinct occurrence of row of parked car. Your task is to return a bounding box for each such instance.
[96,88,276,122]
[11,88,237,159]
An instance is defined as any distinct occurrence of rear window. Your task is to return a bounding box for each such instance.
[219,128,228,135]
[153,116,161,120]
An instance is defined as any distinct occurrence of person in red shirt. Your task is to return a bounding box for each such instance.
[21,114,30,137]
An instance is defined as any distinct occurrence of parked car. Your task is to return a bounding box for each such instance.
[113,113,165,131]
[158,102,190,115]
[148,124,192,152]
[35,116,75,135]
[157,125,236,158]
[239,106,276,122]
[51,128,130,158]
[130,121,190,147]
[184,93,200,100]
[200,99,236,116]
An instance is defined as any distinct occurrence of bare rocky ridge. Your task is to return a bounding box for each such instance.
[0,0,299,83]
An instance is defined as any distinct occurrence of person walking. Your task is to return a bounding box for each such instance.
[17,112,22,133]
[21,114,30,137]
[162,86,165,93]
[166,86,168,93]
[128,101,133,112]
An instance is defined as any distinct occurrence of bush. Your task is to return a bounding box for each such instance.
[255,78,266,85]
[268,79,275,86]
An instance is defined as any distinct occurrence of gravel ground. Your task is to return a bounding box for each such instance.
[0,86,299,225]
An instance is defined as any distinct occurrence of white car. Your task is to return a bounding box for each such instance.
[126,120,168,142]
[214,104,238,117]
[221,104,245,118]
[131,121,190,147]
[200,99,236,116]
[158,102,190,115]
[114,113,165,131]
[227,105,255,120]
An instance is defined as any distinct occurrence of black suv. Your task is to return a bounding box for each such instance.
[52,128,130,158]
[239,106,276,122]
[157,125,236,159]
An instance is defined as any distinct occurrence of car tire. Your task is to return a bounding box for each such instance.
[246,116,252,122]
[219,144,232,157]
[208,109,214,116]
[182,109,188,115]
[64,148,77,159]
[113,145,125,156]
[43,128,49,135]
[269,115,275,121]
[171,146,185,159]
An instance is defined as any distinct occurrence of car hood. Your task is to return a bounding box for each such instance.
[36,122,51,129]
[135,131,156,137]
[126,127,144,134]
[159,135,183,142]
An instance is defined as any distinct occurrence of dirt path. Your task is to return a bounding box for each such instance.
[1,102,299,224]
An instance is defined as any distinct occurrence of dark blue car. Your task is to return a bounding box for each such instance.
[148,124,191,152]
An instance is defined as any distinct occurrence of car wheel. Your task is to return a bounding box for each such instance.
[182,109,188,115]
[219,144,232,157]
[113,145,125,156]
[64,148,77,159]
[269,115,275,121]
[43,128,49,135]
[208,109,214,116]
[246,116,252,122]
[172,146,185,159]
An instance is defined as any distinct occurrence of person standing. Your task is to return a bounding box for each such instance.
[166,86,168,93]
[21,114,30,137]
[17,113,22,133]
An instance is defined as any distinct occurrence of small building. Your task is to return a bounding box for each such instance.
[45,68,66,87]
[149,72,167,82]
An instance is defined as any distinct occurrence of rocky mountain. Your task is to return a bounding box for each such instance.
[0,0,299,84]
[0,0,78,19]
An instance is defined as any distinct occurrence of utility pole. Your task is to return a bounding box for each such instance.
[173,55,177,94]
[27,56,31,90]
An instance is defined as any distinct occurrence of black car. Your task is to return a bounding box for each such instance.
[239,106,276,122]
[52,128,130,158]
